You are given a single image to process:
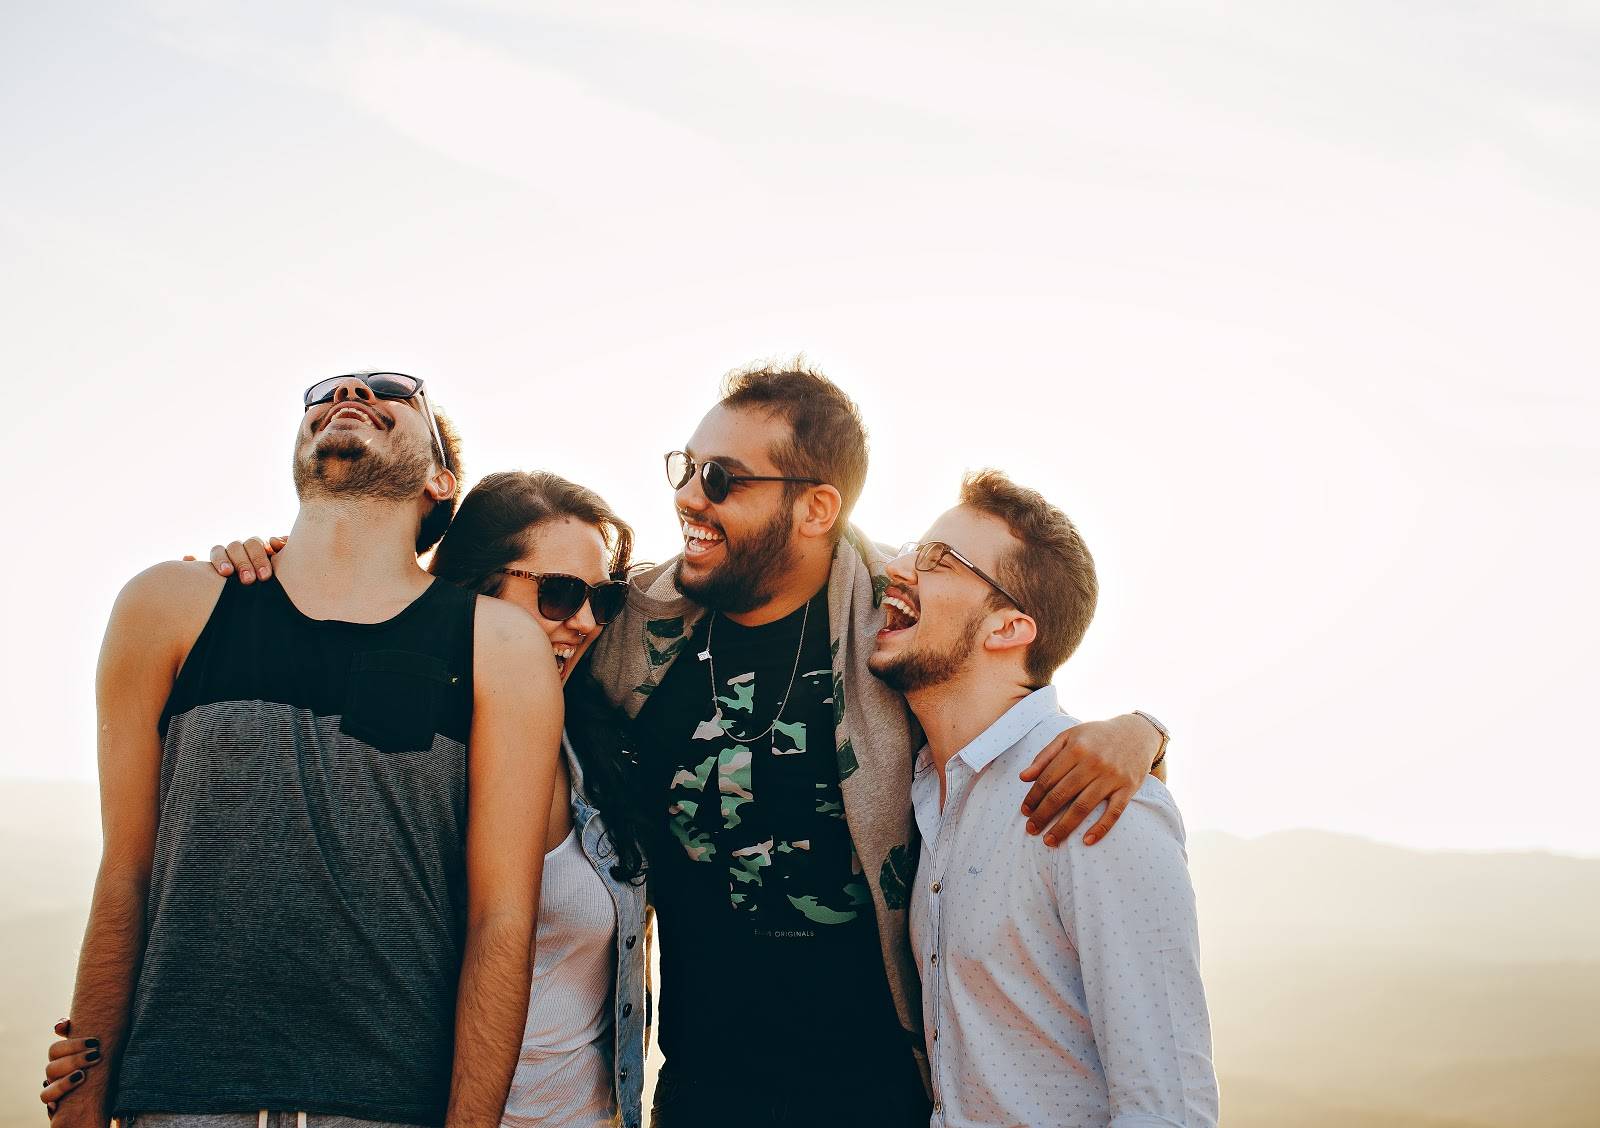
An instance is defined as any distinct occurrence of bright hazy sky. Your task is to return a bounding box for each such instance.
[3,1,1596,854]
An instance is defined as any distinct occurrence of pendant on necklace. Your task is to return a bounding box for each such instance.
[698,646,712,662]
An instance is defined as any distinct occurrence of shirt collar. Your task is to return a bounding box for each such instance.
[948,684,1062,774]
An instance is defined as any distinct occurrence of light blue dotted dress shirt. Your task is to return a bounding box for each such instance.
[909,686,1218,1127]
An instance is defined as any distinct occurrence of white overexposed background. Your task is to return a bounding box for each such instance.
[2,0,1597,857]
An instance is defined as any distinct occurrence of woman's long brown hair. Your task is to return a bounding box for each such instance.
[429,470,647,884]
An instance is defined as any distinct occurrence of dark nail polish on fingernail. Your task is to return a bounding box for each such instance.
[86,1050,101,1062]
[69,1072,84,1083]
[85,1039,99,1049]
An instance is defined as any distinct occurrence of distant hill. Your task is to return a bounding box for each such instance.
[2,785,1597,1128]
[1219,1075,1491,1128]
[1208,958,1600,1126]
[1191,830,1600,1126]
[1189,828,1600,964]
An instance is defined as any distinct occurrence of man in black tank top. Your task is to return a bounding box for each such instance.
[54,375,564,1128]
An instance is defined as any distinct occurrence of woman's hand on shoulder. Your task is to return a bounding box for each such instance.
[182,535,288,583]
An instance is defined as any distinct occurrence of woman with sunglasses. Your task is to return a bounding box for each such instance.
[44,470,652,1128]
[429,470,649,1128]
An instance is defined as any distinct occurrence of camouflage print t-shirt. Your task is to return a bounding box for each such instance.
[637,590,916,1094]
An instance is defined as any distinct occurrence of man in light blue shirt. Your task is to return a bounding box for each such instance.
[869,470,1218,1128]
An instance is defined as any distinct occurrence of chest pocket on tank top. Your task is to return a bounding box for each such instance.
[340,649,458,754]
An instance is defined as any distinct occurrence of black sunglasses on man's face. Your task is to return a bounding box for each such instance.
[303,372,450,473]
[665,450,822,505]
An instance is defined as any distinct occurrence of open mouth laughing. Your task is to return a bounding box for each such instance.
[880,586,920,635]
[319,403,389,432]
[680,514,725,561]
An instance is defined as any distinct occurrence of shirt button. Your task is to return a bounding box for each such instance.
[930,953,938,965]
[933,1101,942,1114]
[626,935,637,949]
[622,1003,633,1017]
[620,1067,628,1080]
[932,1028,939,1041]
[930,880,941,893]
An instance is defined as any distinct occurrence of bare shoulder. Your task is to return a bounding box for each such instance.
[472,595,559,690]
[111,561,225,634]
[474,593,547,649]
[100,562,225,690]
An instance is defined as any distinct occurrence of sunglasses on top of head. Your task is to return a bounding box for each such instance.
[664,450,822,505]
[496,569,629,626]
[302,372,451,473]
[895,540,1029,617]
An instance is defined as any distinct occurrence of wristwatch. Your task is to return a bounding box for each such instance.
[1132,710,1170,770]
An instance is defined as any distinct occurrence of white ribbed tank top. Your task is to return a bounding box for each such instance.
[501,822,619,1128]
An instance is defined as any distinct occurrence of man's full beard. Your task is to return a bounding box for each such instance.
[673,503,799,615]
[293,430,434,504]
[868,609,987,694]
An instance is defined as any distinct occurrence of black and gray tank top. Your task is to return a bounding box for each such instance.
[114,576,477,1127]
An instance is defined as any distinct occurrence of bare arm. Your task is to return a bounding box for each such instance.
[54,564,218,1128]
[444,598,564,1128]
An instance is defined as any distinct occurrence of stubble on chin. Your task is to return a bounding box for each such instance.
[292,429,432,504]
[869,648,960,695]
[867,611,986,694]
[671,506,796,614]
[671,556,775,615]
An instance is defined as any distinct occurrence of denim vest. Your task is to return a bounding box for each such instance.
[564,732,648,1128]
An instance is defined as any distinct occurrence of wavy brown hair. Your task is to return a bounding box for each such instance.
[429,470,647,884]
[719,358,869,539]
[960,468,1098,686]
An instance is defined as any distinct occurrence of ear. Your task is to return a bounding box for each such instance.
[424,466,457,504]
[794,483,844,541]
[983,610,1037,655]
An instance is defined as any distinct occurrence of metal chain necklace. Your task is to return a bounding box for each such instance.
[699,597,812,744]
